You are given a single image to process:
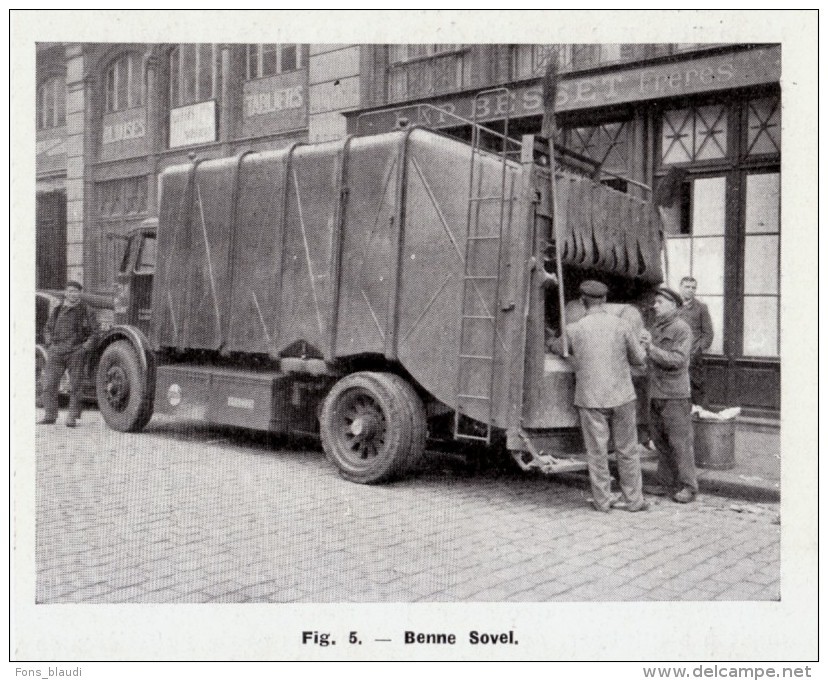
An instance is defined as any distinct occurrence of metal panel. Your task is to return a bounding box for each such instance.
[277,139,345,357]
[226,149,290,354]
[397,129,520,424]
[334,133,401,356]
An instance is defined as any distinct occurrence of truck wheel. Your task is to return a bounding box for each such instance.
[368,373,427,475]
[320,372,412,484]
[96,340,152,432]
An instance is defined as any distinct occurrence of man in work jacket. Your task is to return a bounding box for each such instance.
[39,280,99,427]
[641,286,698,503]
[677,276,714,408]
[551,280,649,513]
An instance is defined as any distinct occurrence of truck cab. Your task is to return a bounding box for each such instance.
[113,218,157,337]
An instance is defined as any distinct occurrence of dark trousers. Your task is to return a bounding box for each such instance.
[650,397,697,493]
[41,347,86,421]
[689,357,707,408]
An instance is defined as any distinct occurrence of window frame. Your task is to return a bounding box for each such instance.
[245,44,304,81]
[104,52,145,113]
[37,76,66,130]
[169,43,223,108]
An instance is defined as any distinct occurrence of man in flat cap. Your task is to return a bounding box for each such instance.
[641,286,698,503]
[677,276,714,409]
[39,280,99,427]
[551,280,649,512]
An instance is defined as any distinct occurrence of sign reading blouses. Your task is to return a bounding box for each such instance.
[100,107,148,162]
[170,100,217,149]
[355,46,781,134]
[242,69,307,137]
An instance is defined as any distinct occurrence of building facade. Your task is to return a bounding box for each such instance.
[36,42,781,415]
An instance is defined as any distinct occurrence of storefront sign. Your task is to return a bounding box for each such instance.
[242,70,308,137]
[103,117,145,144]
[170,100,217,148]
[356,45,781,133]
[36,130,67,174]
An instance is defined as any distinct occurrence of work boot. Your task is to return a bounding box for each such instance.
[672,488,696,504]
[643,484,669,496]
[611,498,650,512]
[38,418,56,425]
[65,417,77,428]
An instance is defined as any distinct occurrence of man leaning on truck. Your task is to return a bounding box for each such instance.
[550,280,649,513]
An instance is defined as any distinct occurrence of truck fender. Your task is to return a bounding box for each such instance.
[92,325,157,393]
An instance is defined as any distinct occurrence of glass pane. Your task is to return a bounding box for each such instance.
[748,97,781,155]
[691,236,724,295]
[697,295,724,355]
[665,237,690,290]
[743,296,779,357]
[692,177,726,236]
[247,45,259,79]
[198,44,213,101]
[136,235,157,272]
[117,59,128,112]
[55,77,65,125]
[130,54,143,107]
[388,45,408,64]
[281,45,297,72]
[601,44,621,63]
[744,235,779,295]
[262,44,279,75]
[169,48,179,105]
[662,109,693,164]
[745,173,780,234]
[181,44,196,104]
[44,78,55,126]
[694,105,727,160]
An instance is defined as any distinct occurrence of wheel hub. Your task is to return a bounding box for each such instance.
[350,414,380,439]
[105,365,129,409]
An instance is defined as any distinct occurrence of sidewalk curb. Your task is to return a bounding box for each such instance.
[641,462,780,503]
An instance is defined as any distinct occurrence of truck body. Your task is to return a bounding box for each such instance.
[92,125,663,483]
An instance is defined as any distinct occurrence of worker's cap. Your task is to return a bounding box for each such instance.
[579,280,608,298]
[65,280,83,291]
[655,286,683,307]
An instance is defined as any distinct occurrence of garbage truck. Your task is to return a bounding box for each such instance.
[91,117,663,484]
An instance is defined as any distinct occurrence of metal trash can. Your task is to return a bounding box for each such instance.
[693,415,736,470]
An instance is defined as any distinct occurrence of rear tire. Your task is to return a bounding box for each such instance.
[96,340,153,432]
[368,373,427,475]
[320,372,414,484]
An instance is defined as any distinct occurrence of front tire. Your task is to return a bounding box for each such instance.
[96,340,153,432]
[320,371,422,484]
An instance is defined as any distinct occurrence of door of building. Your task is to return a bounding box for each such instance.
[36,190,67,290]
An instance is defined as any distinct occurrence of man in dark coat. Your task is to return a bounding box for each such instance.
[39,280,99,427]
[641,286,698,503]
[551,280,649,513]
[677,276,714,408]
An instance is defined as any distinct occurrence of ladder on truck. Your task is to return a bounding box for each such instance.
[453,88,521,444]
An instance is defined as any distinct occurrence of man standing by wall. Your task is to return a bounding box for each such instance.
[551,280,649,513]
[641,286,698,503]
[677,276,714,408]
[38,280,98,428]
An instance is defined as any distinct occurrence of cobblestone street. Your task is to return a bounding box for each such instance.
[34,409,780,604]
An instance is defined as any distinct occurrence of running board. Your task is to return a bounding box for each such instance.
[512,429,588,475]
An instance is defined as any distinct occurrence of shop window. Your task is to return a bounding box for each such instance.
[747,97,781,156]
[37,76,66,130]
[743,172,780,357]
[97,177,148,220]
[169,44,222,107]
[388,45,467,103]
[661,105,728,164]
[246,44,302,79]
[663,177,726,354]
[105,53,144,113]
[563,121,630,175]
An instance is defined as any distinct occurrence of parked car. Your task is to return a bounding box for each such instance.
[36,288,114,406]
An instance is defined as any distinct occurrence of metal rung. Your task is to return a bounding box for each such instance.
[463,275,497,280]
[466,235,501,240]
[459,354,494,360]
[458,393,491,401]
[462,314,495,320]
[455,432,491,443]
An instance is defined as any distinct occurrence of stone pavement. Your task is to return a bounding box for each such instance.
[34,409,780,604]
